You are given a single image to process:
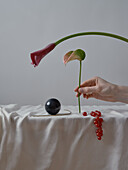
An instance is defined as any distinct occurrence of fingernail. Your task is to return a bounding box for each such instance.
[78,88,82,93]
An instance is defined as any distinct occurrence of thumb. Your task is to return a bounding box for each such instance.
[78,86,97,94]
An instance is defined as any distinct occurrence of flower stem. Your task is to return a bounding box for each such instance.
[78,61,82,113]
[55,32,128,46]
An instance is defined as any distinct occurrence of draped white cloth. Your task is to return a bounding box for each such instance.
[0,104,128,170]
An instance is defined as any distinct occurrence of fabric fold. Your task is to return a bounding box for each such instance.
[0,104,128,170]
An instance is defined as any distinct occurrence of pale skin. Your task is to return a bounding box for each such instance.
[74,76,128,104]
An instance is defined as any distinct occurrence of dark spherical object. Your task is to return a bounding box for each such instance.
[45,98,61,115]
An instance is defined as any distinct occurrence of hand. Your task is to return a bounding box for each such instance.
[74,76,118,102]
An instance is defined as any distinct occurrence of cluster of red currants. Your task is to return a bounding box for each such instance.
[83,110,104,140]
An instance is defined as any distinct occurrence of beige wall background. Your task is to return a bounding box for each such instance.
[0,0,128,106]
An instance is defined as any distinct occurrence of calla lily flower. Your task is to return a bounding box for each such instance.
[63,49,85,64]
[30,43,56,67]
[30,32,128,67]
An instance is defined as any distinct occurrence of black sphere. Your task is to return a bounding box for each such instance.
[45,98,61,115]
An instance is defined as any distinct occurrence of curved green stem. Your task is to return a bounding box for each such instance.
[55,32,128,46]
[78,61,82,113]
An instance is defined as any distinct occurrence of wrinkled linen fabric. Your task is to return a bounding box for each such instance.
[0,104,128,170]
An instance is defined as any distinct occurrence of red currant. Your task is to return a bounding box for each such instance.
[99,118,103,122]
[96,132,101,137]
[95,110,101,117]
[95,117,100,121]
[90,110,104,141]
[83,112,87,116]
[98,128,103,133]
[95,123,100,128]
[100,133,103,137]
[97,136,102,140]
[96,129,99,133]
[90,111,96,117]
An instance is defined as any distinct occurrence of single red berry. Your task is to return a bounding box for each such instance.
[97,136,102,140]
[91,111,96,117]
[100,132,103,137]
[83,112,87,116]
[98,113,101,117]
[95,109,101,113]
[98,128,103,133]
[90,112,93,116]
[95,123,101,128]
[95,110,101,117]
[94,113,97,117]
[96,132,102,137]
[95,117,100,121]
[99,118,103,122]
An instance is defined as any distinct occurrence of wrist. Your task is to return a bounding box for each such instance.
[114,85,128,104]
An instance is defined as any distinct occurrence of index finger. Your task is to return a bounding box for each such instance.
[74,77,96,92]
[80,77,96,87]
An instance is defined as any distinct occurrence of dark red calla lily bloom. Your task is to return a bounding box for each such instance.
[30,43,56,67]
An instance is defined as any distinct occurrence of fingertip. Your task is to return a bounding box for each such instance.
[74,87,79,92]
[83,94,86,98]
[76,92,81,97]
[78,88,82,93]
